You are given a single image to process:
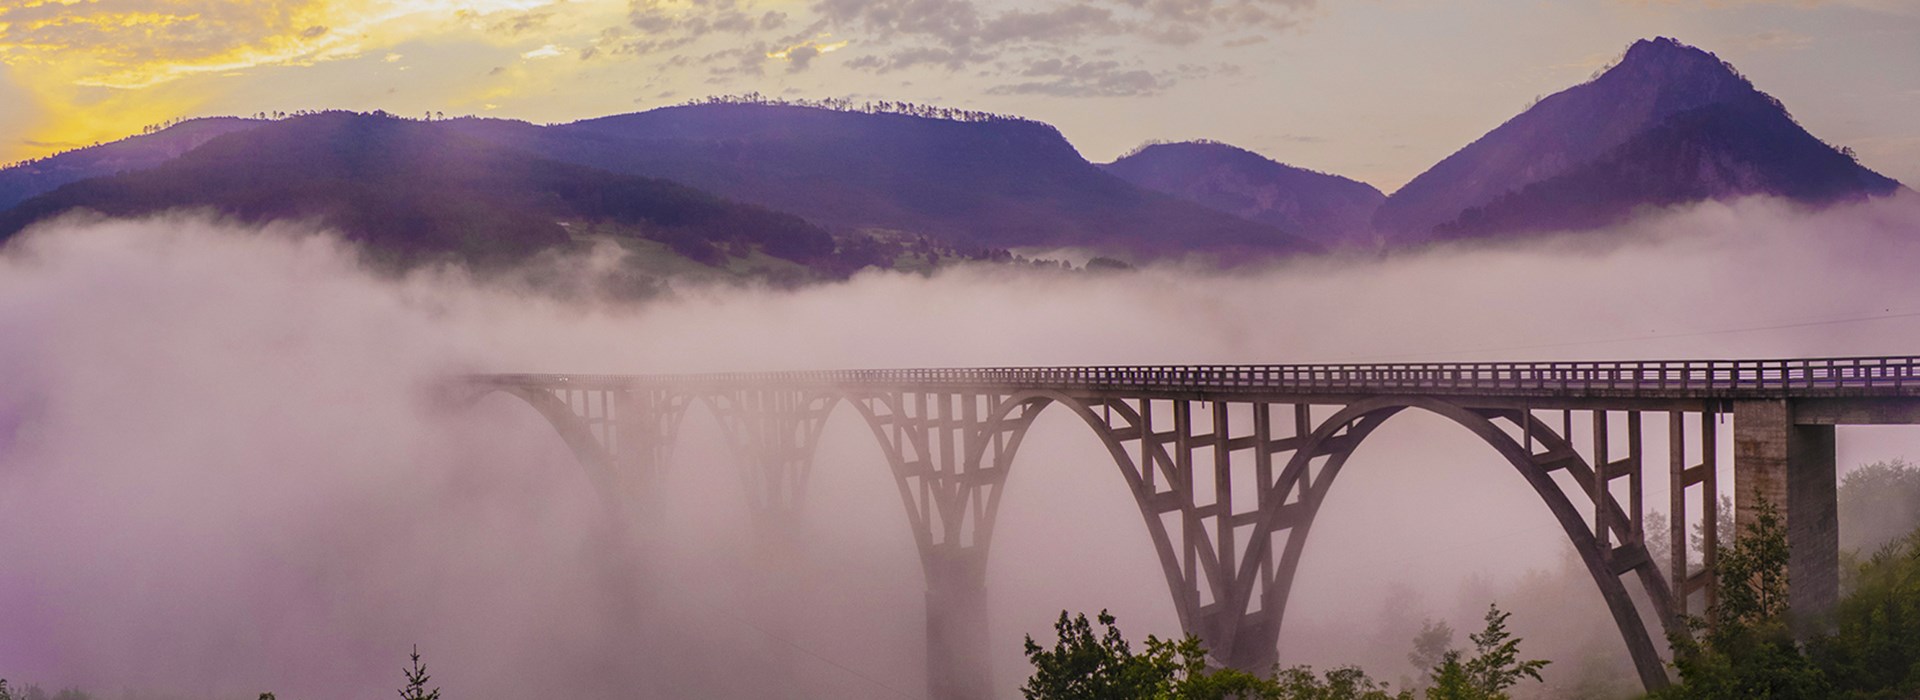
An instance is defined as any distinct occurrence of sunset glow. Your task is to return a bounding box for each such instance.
[3,0,1917,188]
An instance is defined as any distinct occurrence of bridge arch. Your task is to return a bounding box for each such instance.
[1261,396,1677,690]
[460,386,625,514]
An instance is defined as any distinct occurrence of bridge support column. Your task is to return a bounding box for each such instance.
[609,388,691,530]
[1668,408,1722,620]
[707,389,837,537]
[855,390,1042,700]
[1079,398,1337,674]
[926,552,991,700]
[1733,400,1838,631]
[482,384,689,534]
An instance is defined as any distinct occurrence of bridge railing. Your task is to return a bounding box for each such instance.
[470,356,1920,397]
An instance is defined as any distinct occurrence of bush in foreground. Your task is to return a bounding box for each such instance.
[1022,606,1545,700]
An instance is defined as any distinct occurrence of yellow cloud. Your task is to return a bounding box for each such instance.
[0,0,602,161]
[0,0,569,89]
[766,37,848,60]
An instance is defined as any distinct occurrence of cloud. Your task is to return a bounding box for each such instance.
[813,0,1312,96]
[624,0,788,55]
[0,1,341,88]
[766,36,852,72]
[814,0,1310,54]
[698,42,773,77]
[487,8,557,36]
[784,44,821,71]
[1737,29,1816,51]
[976,5,1118,44]
[1617,0,1920,17]
[0,1,579,89]
[0,0,591,164]
[987,55,1165,97]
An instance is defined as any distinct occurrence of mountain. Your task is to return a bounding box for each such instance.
[1101,141,1385,249]
[0,117,265,211]
[1438,98,1902,238]
[445,102,1318,259]
[0,112,855,277]
[1375,37,1903,242]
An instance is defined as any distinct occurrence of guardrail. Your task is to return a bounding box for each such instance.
[467,356,1920,399]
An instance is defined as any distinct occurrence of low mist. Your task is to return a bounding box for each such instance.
[2,195,1919,699]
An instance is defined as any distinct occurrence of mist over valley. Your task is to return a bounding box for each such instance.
[2,23,1919,700]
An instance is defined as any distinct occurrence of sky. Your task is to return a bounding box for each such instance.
[0,0,1916,192]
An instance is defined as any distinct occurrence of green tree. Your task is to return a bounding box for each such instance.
[1421,605,1547,700]
[1408,619,1454,684]
[1266,666,1409,700]
[1689,496,1735,562]
[400,645,441,700]
[1658,496,1829,699]
[1022,610,1181,699]
[1022,610,1412,700]
[1837,458,1920,554]
[1808,525,1920,698]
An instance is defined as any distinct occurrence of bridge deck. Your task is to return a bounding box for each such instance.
[470,355,1920,400]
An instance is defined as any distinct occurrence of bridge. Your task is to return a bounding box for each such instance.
[458,356,1920,699]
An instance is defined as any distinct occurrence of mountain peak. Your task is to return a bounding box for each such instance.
[1381,36,1902,241]
[1602,37,1752,97]
[1620,36,1715,66]
[1373,36,1774,239]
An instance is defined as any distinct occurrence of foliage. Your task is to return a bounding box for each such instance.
[1808,526,1920,698]
[677,93,1034,125]
[1422,605,1549,700]
[1837,459,1920,555]
[1022,609,1454,700]
[1688,496,1735,563]
[400,645,441,700]
[1265,666,1410,700]
[1021,610,1181,699]
[1708,498,1791,632]
[1657,495,1830,699]
[1408,619,1454,683]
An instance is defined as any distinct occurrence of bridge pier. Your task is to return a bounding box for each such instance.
[1732,400,1839,631]
[854,390,1041,700]
[1076,397,1322,673]
[925,551,992,700]
[1668,408,1722,621]
[705,388,836,535]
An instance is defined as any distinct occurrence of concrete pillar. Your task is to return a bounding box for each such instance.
[925,568,991,700]
[1202,616,1277,674]
[1732,400,1839,631]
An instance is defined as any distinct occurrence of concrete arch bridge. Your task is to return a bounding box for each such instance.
[460,357,1920,699]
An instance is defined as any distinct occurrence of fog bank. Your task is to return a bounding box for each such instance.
[1,195,1918,698]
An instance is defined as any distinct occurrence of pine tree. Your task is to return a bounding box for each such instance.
[400,645,441,700]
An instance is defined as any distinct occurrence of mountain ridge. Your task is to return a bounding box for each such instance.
[443,102,1320,259]
[1101,141,1386,249]
[0,112,857,277]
